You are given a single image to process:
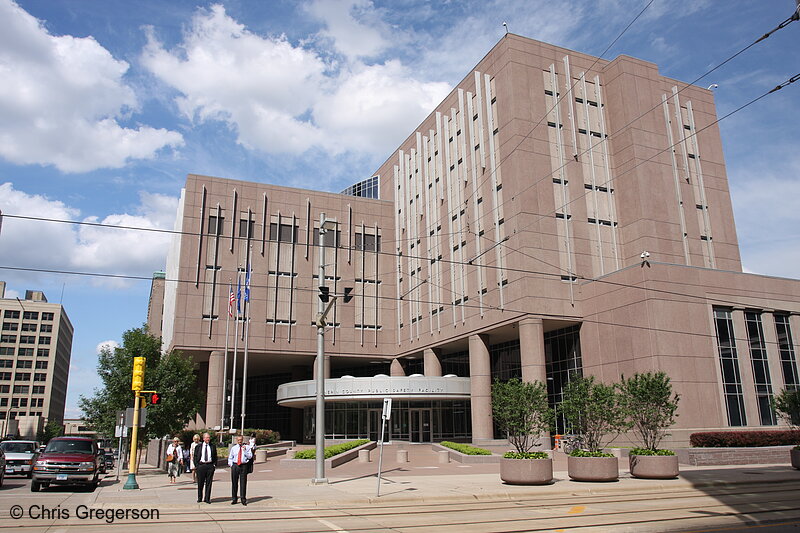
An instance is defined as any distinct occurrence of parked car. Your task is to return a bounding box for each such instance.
[0,447,5,488]
[31,436,102,492]
[0,440,40,478]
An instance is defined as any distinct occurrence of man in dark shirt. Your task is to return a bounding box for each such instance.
[193,432,217,503]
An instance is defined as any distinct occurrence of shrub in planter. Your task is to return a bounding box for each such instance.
[440,441,492,455]
[773,388,800,469]
[617,372,680,479]
[561,375,625,481]
[492,378,554,484]
[690,430,800,447]
[294,439,369,459]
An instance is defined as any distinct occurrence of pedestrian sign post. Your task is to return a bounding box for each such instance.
[376,398,392,497]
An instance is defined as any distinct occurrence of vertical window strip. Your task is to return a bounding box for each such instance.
[713,308,747,426]
[775,314,800,389]
[594,75,620,270]
[745,311,776,425]
[196,185,207,287]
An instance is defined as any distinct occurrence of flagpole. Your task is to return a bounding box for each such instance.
[229,269,241,431]
[240,262,252,434]
[221,280,232,433]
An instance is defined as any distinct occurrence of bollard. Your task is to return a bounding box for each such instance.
[438,450,450,464]
[358,449,371,463]
[396,449,409,463]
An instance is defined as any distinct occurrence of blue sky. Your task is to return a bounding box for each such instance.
[0,0,798,418]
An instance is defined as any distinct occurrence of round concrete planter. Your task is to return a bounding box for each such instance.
[791,448,800,470]
[500,457,553,485]
[629,454,679,479]
[567,455,619,482]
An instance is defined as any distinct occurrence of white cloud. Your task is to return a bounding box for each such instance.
[140,4,450,159]
[0,0,183,173]
[96,340,119,354]
[0,182,178,286]
[307,0,392,59]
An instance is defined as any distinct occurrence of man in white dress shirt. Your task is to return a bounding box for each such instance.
[193,432,217,503]
[227,435,254,505]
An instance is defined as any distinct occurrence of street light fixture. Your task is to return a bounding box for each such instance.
[313,213,337,484]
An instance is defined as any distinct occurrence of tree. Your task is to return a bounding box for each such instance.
[37,420,63,444]
[560,374,625,453]
[773,388,800,428]
[79,325,203,441]
[491,378,553,454]
[617,371,680,451]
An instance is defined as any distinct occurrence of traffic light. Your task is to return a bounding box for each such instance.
[150,392,161,405]
[318,286,330,302]
[131,356,145,391]
[343,287,353,303]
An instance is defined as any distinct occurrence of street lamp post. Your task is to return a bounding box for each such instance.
[313,213,337,484]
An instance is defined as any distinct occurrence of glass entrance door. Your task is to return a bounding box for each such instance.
[368,409,383,441]
[409,409,432,442]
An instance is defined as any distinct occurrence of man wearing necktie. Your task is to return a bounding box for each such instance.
[193,432,217,503]
[227,434,253,505]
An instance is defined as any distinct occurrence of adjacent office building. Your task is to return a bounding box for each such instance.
[0,282,73,438]
[150,34,800,446]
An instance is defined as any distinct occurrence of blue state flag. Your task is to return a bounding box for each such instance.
[236,272,242,314]
[244,264,251,302]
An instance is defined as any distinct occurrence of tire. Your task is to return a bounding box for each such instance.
[31,480,40,492]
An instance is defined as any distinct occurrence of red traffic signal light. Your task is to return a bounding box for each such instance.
[150,392,161,405]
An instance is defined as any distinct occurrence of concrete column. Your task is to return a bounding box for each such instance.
[469,334,493,443]
[390,358,406,376]
[205,351,224,429]
[424,348,442,376]
[290,365,306,441]
[732,310,759,426]
[518,318,547,384]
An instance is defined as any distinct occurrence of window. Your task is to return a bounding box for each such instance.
[18,398,28,407]
[11,398,18,408]
[41,312,54,321]
[16,360,32,369]
[0,398,5,407]
[0,372,12,381]
[37,349,49,357]
[0,347,13,355]
[1,323,18,331]
[13,385,29,394]
[238,214,255,238]
[713,308,747,426]
[269,223,298,243]
[15,372,31,381]
[207,214,224,235]
[311,227,341,247]
[0,335,16,343]
[21,323,37,332]
[0,359,10,368]
[33,386,45,394]
[35,360,48,369]
[33,373,47,382]
[18,348,33,356]
[3,311,20,319]
[40,324,52,333]
[354,232,381,252]
[745,311,776,425]
[22,311,38,320]
[775,314,799,389]
[38,336,51,345]
[19,336,35,344]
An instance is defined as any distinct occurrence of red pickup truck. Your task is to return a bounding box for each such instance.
[31,436,102,492]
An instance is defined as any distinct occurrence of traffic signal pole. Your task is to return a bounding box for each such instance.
[123,391,141,490]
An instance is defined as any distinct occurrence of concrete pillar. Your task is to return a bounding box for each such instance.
[290,366,306,441]
[469,334,493,443]
[396,449,409,463]
[205,351,224,429]
[424,348,442,376]
[390,358,406,376]
[519,318,547,384]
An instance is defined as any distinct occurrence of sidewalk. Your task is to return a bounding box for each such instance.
[93,445,800,509]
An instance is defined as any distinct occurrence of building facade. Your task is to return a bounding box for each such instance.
[152,35,800,446]
[0,281,73,439]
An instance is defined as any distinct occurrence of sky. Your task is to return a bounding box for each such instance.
[0,0,798,419]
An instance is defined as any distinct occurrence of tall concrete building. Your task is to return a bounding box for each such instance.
[151,35,800,446]
[0,281,73,438]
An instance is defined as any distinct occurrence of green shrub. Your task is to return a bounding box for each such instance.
[243,428,281,445]
[503,451,549,459]
[617,372,680,451]
[491,378,553,454]
[569,449,614,458]
[690,430,800,447]
[773,388,800,429]
[440,441,492,455]
[294,439,369,459]
[629,447,675,456]
[560,374,625,453]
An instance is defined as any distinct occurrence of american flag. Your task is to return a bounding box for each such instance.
[228,283,235,317]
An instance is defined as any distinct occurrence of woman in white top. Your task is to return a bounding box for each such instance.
[166,437,184,484]
[189,434,201,484]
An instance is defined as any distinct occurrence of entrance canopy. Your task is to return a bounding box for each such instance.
[276,375,471,408]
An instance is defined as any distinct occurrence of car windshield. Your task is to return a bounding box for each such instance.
[45,440,94,454]
[0,442,36,453]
